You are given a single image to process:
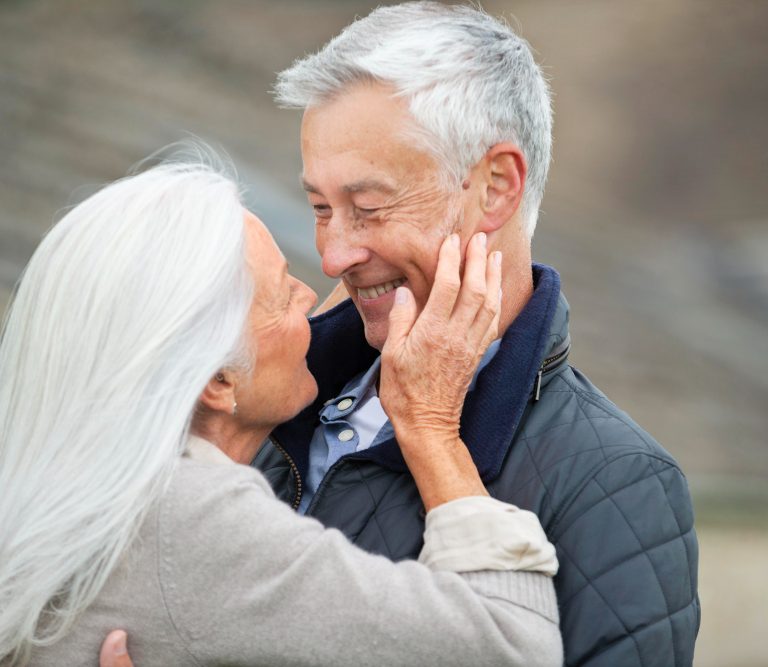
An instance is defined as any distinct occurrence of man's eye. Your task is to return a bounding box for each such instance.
[355,207,379,217]
[313,205,332,218]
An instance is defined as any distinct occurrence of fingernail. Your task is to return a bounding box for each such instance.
[493,250,502,267]
[395,286,408,304]
[114,631,127,656]
[476,232,487,247]
[450,233,460,247]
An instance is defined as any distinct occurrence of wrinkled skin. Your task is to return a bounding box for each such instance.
[301,82,482,351]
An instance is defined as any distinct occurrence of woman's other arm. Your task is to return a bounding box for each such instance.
[153,461,561,667]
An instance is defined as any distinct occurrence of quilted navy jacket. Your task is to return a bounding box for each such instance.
[255,264,700,666]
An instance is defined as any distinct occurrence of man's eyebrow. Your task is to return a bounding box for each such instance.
[301,177,320,194]
[342,179,398,195]
[300,177,398,196]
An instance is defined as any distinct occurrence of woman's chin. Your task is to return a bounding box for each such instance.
[293,372,319,416]
[305,375,319,407]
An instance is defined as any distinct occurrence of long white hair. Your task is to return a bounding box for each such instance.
[0,151,254,665]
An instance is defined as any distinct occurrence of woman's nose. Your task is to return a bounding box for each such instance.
[302,284,318,313]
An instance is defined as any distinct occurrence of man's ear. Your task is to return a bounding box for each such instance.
[475,142,527,233]
[199,371,236,414]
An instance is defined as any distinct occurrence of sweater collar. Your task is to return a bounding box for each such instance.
[273,263,565,482]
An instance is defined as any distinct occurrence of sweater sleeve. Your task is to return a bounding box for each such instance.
[419,495,559,574]
[158,461,562,667]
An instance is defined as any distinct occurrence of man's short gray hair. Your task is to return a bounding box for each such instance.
[275,1,552,238]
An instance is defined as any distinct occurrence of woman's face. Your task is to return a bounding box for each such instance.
[234,211,318,430]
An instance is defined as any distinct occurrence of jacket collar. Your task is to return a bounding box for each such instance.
[273,263,567,483]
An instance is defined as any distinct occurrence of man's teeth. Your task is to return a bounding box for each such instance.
[358,278,406,300]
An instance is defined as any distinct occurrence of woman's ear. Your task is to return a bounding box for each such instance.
[476,142,527,233]
[199,371,236,414]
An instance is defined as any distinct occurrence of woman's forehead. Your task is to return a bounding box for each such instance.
[243,210,287,297]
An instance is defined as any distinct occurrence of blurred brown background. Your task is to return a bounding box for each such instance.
[1,1,766,664]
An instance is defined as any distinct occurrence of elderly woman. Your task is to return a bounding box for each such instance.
[0,156,561,666]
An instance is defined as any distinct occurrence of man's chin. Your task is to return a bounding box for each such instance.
[362,319,388,352]
[350,296,391,351]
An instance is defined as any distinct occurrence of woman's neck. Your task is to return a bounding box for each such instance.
[192,415,271,465]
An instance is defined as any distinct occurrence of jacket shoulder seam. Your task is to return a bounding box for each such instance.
[549,447,685,537]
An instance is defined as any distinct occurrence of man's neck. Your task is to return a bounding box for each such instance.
[498,260,535,335]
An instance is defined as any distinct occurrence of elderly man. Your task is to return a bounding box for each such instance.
[101,3,699,666]
[256,3,699,666]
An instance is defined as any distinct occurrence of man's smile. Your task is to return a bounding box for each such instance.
[355,277,406,301]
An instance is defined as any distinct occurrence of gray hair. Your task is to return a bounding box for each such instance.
[0,148,254,665]
[275,1,553,238]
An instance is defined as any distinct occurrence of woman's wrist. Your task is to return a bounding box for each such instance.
[395,431,488,512]
[391,422,459,453]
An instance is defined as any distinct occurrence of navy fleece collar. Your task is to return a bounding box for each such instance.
[272,263,562,483]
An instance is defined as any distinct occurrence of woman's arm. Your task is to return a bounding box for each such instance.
[101,463,560,666]
[162,462,561,667]
[379,232,499,509]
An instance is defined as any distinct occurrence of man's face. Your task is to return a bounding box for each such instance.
[301,83,467,350]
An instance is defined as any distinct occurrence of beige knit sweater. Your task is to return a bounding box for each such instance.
[29,443,562,666]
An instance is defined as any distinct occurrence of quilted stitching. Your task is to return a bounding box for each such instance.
[548,429,697,667]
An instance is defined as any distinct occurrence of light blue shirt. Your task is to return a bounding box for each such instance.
[298,338,501,514]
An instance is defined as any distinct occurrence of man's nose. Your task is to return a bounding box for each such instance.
[318,218,371,278]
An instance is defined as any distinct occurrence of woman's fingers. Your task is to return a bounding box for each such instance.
[382,285,418,358]
[99,630,134,667]
[450,232,489,327]
[468,249,502,346]
[422,233,462,320]
[419,232,500,351]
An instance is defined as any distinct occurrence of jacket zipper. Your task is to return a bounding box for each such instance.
[305,455,355,516]
[534,336,571,401]
[268,435,303,510]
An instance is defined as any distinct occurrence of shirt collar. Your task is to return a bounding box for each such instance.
[320,357,382,420]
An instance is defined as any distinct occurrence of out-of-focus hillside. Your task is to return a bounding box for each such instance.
[1,2,766,665]
[2,0,766,485]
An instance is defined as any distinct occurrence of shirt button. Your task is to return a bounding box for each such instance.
[337,398,353,411]
[338,429,355,442]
